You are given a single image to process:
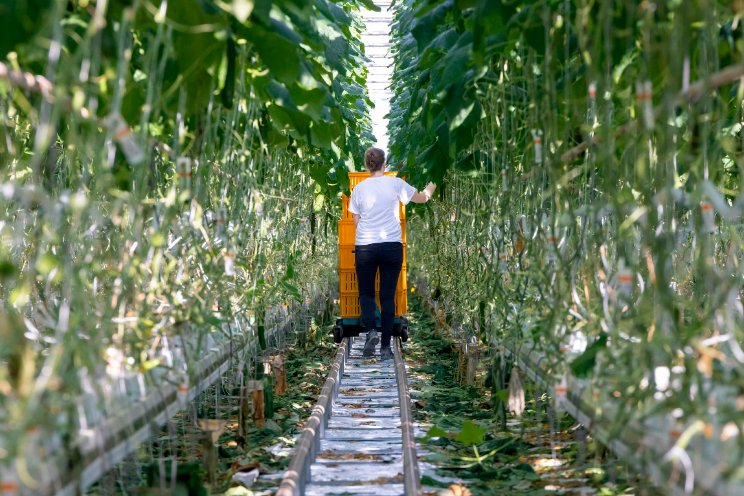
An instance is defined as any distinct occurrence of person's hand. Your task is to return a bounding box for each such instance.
[424,182,436,199]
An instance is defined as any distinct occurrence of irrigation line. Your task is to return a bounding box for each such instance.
[276,337,349,496]
[66,342,235,495]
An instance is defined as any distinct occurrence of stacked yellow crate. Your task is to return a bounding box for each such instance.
[339,172,408,318]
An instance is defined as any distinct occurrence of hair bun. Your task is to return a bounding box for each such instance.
[364,147,385,172]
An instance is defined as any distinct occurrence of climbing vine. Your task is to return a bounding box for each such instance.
[0,0,377,484]
[393,0,744,489]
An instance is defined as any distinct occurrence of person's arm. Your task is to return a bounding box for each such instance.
[409,182,436,204]
[349,189,360,225]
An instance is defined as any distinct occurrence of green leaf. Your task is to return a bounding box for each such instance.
[449,101,475,131]
[411,0,454,52]
[569,332,608,378]
[357,0,381,12]
[280,280,302,301]
[310,121,334,149]
[266,81,311,136]
[246,24,301,84]
[434,35,473,94]
[472,0,511,62]
[454,420,485,446]
[422,425,449,440]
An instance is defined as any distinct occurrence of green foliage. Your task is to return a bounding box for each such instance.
[0,0,54,58]
[0,0,376,475]
[401,0,744,489]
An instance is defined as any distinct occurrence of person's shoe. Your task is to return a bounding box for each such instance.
[362,330,379,357]
[380,346,394,361]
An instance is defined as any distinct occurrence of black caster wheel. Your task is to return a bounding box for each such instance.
[332,325,343,343]
[400,325,409,342]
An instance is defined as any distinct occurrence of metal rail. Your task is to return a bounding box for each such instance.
[278,334,421,495]
[393,337,421,496]
[276,338,348,496]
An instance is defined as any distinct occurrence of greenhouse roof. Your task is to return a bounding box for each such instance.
[361,2,393,154]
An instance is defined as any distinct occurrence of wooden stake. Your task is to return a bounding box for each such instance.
[238,386,251,442]
[269,355,288,395]
[197,419,226,485]
[457,345,467,384]
[466,343,479,386]
[247,379,265,428]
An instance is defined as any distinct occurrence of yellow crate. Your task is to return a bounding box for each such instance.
[339,292,362,317]
[339,244,356,270]
[339,270,360,293]
[342,197,352,220]
[338,220,356,245]
[339,289,408,318]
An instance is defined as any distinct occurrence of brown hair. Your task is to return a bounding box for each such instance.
[364,147,385,173]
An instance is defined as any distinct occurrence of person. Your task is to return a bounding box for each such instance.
[348,147,436,359]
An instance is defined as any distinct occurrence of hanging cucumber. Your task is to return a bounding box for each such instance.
[221,34,237,109]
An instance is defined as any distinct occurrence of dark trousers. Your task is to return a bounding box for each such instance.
[355,242,403,348]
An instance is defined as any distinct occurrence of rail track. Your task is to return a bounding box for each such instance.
[277,332,420,496]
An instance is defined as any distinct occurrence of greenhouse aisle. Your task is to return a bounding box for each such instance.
[2,0,744,495]
[360,1,394,152]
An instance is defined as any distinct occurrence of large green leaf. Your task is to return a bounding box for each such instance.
[455,420,485,446]
[433,33,473,94]
[411,0,453,52]
[472,0,512,62]
[310,121,334,149]
[569,333,608,378]
[245,24,301,84]
[356,0,381,12]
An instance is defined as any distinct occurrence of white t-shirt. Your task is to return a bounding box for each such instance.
[348,176,417,245]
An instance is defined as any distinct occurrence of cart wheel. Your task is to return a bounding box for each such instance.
[400,325,409,342]
[332,325,343,343]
